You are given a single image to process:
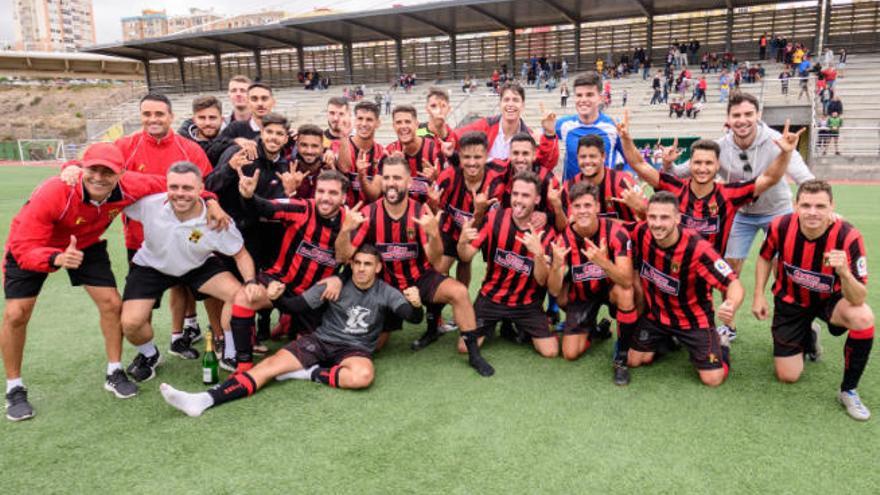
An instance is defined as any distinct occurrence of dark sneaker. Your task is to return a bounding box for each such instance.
[411,330,440,351]
[169,336,200,360]
[593,318,613,340]
[219,357,237,372]
[5,386,34,422]
[613,361,631,386]
[182,324,203,344]
[104,369,138,399]
[126,351,163,382]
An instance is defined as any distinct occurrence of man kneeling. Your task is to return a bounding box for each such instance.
[160,244,423,417]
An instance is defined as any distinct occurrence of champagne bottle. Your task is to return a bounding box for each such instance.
[202,329,219,384]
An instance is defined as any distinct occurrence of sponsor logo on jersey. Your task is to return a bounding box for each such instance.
[681,214,720,235]
[640,261,681,295]
[598,211,620,219]
[857,256,868,278]
[572,262,607,282]
[783,262,835,293]
[494,248,534,275]
[447,205,474,227]
[377,242,419,262]
[296,241,338,268]
[344,306,372,334]
[714,258,733,277]
[409,177,430,195]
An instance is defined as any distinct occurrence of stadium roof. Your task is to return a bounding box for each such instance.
[84,0,785,61]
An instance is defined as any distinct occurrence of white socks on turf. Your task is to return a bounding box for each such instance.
[223,330,235,359]
[160,383,213,417]
[6,378,24,393]
[275,365,318,382]
[137,341,158,358]
[107,362,122,374]
[184,316,199,329]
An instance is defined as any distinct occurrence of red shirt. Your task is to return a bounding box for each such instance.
[453,116,559,171]
[435,166,507,241]
[115,130,212,249]
[561,168,638,222]
[5,173,168,273]
[331,137,384,207]
[383,137,445,203]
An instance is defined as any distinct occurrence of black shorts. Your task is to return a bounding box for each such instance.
[384,270,447,331]
[631,316,723,370]
[257,271,323,335]
[771,295,845,357]
[441,231,459,258]
[122,256,230,302]
[562,293,616,336]
[474,295,553,339]
[218,254,244,283]
[283,333,371,368]
[4,240,116,299]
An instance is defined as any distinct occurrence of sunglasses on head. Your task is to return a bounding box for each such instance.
[738,152,752,174]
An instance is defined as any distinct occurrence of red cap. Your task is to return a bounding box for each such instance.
[81,142,124,173]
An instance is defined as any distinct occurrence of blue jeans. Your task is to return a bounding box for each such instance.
[725,210,792,259]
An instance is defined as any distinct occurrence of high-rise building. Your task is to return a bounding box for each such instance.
[12,0,97,52]
[122,8,227,41]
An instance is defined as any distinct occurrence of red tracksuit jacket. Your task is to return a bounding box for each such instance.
[453,115,559,171]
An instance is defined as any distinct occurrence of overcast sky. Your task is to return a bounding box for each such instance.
[1,0,424,46]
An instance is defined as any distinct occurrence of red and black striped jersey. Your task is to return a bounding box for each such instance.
[760,213,868,308]
[436,165,507,241]
[657,172,756,255]
[557,219,631,302]
[471,208,554,307]
[331,136,384,207]
[349,198,432,290]
[254,197,343,294]
[631,222,737,329]
[382,137,445,203]
[500,162,560,212]
[561,168,638,222]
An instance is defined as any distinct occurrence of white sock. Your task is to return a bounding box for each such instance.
[6,378,24,393]
[170,333,183,343]
[276,365,318,382]
[223,330,235,359]
[184,316,199,329]
[107,362,122,374]
[137,341,158,358]
[159,383,213,417]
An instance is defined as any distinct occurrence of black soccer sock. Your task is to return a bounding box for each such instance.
[311,365,343,388]
[256,309,272,341]
[426,304,443,335]
[231,305,255,368]
[463,330,495,377]
[615,308,638,363]
[207,372,256,406]
[841,327,874,391]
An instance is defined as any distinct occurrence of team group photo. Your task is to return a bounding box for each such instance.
[1,0,878,492]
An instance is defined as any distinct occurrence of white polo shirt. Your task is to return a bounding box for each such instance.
[124,194,244,277]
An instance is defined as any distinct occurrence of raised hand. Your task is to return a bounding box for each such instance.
[458,218,479,245]
[823,249,849,276]
[773,118,806,154]
[414,208,442,238]
[418,158,438,182]
[55,235,84,270]
[547,179,563,207]
[228,147,254,172]
[320,276,343,301]
[550,237,571,268]
[266,281,286,301]
[321,148,337,169]
[581,237,609,265]
[614,109,631,140]
[59,164,82,186]
[355,150,373,176]
[612,182,647,218]
[276,169,304,196]
[517,226,546,256]
[237,167,260,199]
[660,137,682,168]
[205,199,231,231]
[341,201,365,233]
[529,211,548,231]
[339,113,352,138]
[440,140,455,158]
[427,185,444,206]
[473,192,499,213]
[233,139,258,161]
[540,101,557,136]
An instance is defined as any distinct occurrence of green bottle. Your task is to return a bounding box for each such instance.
[202,329,219,384]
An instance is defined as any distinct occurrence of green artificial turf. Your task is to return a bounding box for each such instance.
[0,166,878,493]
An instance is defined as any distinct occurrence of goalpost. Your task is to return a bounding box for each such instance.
[16,139,66,162]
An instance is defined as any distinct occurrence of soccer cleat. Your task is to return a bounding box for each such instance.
[807,321,822,362]
[169,335,200,360]
[126,351,163,382]
[182,323,203,344]
[717,325,737,342]
[219,357,237,372]
[104,369,138,399]
[411,330,440,351]
[439,318,459,334]
[838,389,871,421]
[5,386,34,422]
[593,318,613,340]
[613,361,630,386]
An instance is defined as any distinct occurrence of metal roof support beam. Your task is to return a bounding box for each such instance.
[534,0,579,24]
[248,31,299,48]
[400,13,451,36]
[508,29,516,76]
[343,42,354,84]
[136,45,183,59]
[297,46,305,72]
[816,0,831,54]
[254,48,263,81]
[214,53,223,91]
[177,57,187,93]
[465,5,513,30]
[344,19,398,41]
[574,24,581,70]
[395,39,403,76]
[630,0,652,17]
[285,25,346,46]
[162,40,215,55]
[450,34,457,78]
[725,6,733,53]
[645,15,654,61]
[202,35,257,52]
[143,59,153,90]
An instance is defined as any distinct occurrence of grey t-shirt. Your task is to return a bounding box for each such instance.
[299,279,418,352]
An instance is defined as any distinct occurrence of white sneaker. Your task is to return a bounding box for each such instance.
[838,389,871,421]
[439,319,459,334]
[716,325,736,346]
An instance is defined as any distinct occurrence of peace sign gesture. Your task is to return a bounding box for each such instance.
[356,150,373,175]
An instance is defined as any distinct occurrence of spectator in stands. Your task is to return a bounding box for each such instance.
[562,59,568,79]
[384,90,393,115]
[827,111,843,155]
[701,53,709,73]
[650,73,662,105]
[669,97,684,118]
[642,59,651,80]
[686,100,702,119]
[779,68,791,95]
[560,82,570,108]
[622,89,628,107]
[688,39,700,65]
[596,58,604,74]
[718,70,730,103]
[822,65,838,89]
[695,75,708,102]
[759,33,768,60]
[838,48,847,75]
[603,80,612,107]
[770,34,781,61]
[816,116,830,155]
[827,94,843,117]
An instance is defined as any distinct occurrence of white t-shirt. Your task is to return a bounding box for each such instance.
[488,128,513,162]
[124,194,244,276]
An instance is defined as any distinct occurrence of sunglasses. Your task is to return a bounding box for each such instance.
[738,152,752,174]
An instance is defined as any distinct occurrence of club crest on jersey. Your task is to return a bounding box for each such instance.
[671,261,680,273]
[188,229,203,243]
[74,216,87,225]
[137,164,146,172]
[406,227,416,241]
[108,208,120,219]
[708,201,718,215]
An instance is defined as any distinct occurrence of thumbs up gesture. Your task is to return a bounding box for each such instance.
[55,235,84,269]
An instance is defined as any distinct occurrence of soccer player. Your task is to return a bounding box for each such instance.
[454,82,559,168]
[379,105,445,203]
[323,96,349,147]
[335,156,494,375]
[431,132,507,295]
[499,132,559,214]
[287,124,330,200]
[335,101,385,206]
[628,192,744,387]
[114,93,214,355]
[158,245,424,418]
[178,96,225,159]
[457,172,557,358]
[550,134,639,232]
[417,87,458,149]
[547,182,636,385]
[556,72,626,180]
[120,161,263,382]
[753,180,874,420]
